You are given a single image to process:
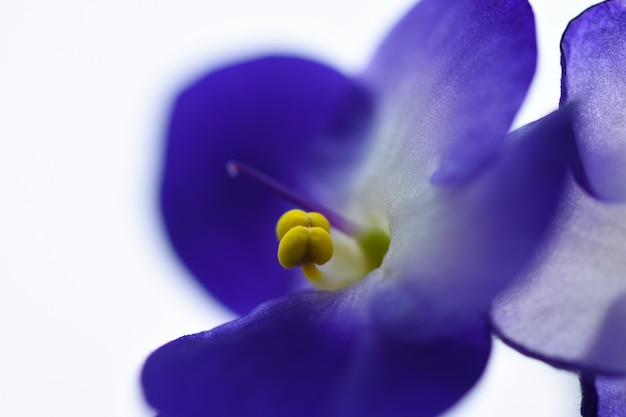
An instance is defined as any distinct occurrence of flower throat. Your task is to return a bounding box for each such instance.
[227,160,390,290]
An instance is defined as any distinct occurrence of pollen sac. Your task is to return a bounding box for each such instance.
[276,210,333,270]
[276,209,331,241]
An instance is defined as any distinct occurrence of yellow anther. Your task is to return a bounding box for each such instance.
[275,209,334,283]
[273,208,390,289]
[277,225,333,269]
[276,209,331,241]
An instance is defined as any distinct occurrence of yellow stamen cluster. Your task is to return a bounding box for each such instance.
[276,209,333,281]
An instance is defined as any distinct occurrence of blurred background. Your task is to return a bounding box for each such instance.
[0,0,597,416]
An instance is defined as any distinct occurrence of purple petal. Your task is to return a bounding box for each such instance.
[362,109,574,327]
[583,375,626,417]
[597,376,626,417]
[161,56,372,315]
[362,0,536,183]
[142,284,491,417]
[561,0,626,202]
[492,176,626,374]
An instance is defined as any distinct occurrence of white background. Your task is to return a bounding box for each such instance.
[0,0,597,416]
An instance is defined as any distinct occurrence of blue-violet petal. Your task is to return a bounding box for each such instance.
[362,108,574,328]
[492,180,626,374]
[160,56,372,315]
[561,0,626,202]
[142,286,491,417]
[363,0,537,183]
[597,376,626,417]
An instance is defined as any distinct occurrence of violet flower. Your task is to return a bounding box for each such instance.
[142,0,574,416]
[490,1,626,416]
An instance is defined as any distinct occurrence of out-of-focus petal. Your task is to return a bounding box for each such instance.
[597,376,626,417]
[357,109,574,329]
[362,0,536,183]
[491,177,626,374]
[561,0,626,202]
[142,281,491,417]
[160,56,372,315]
